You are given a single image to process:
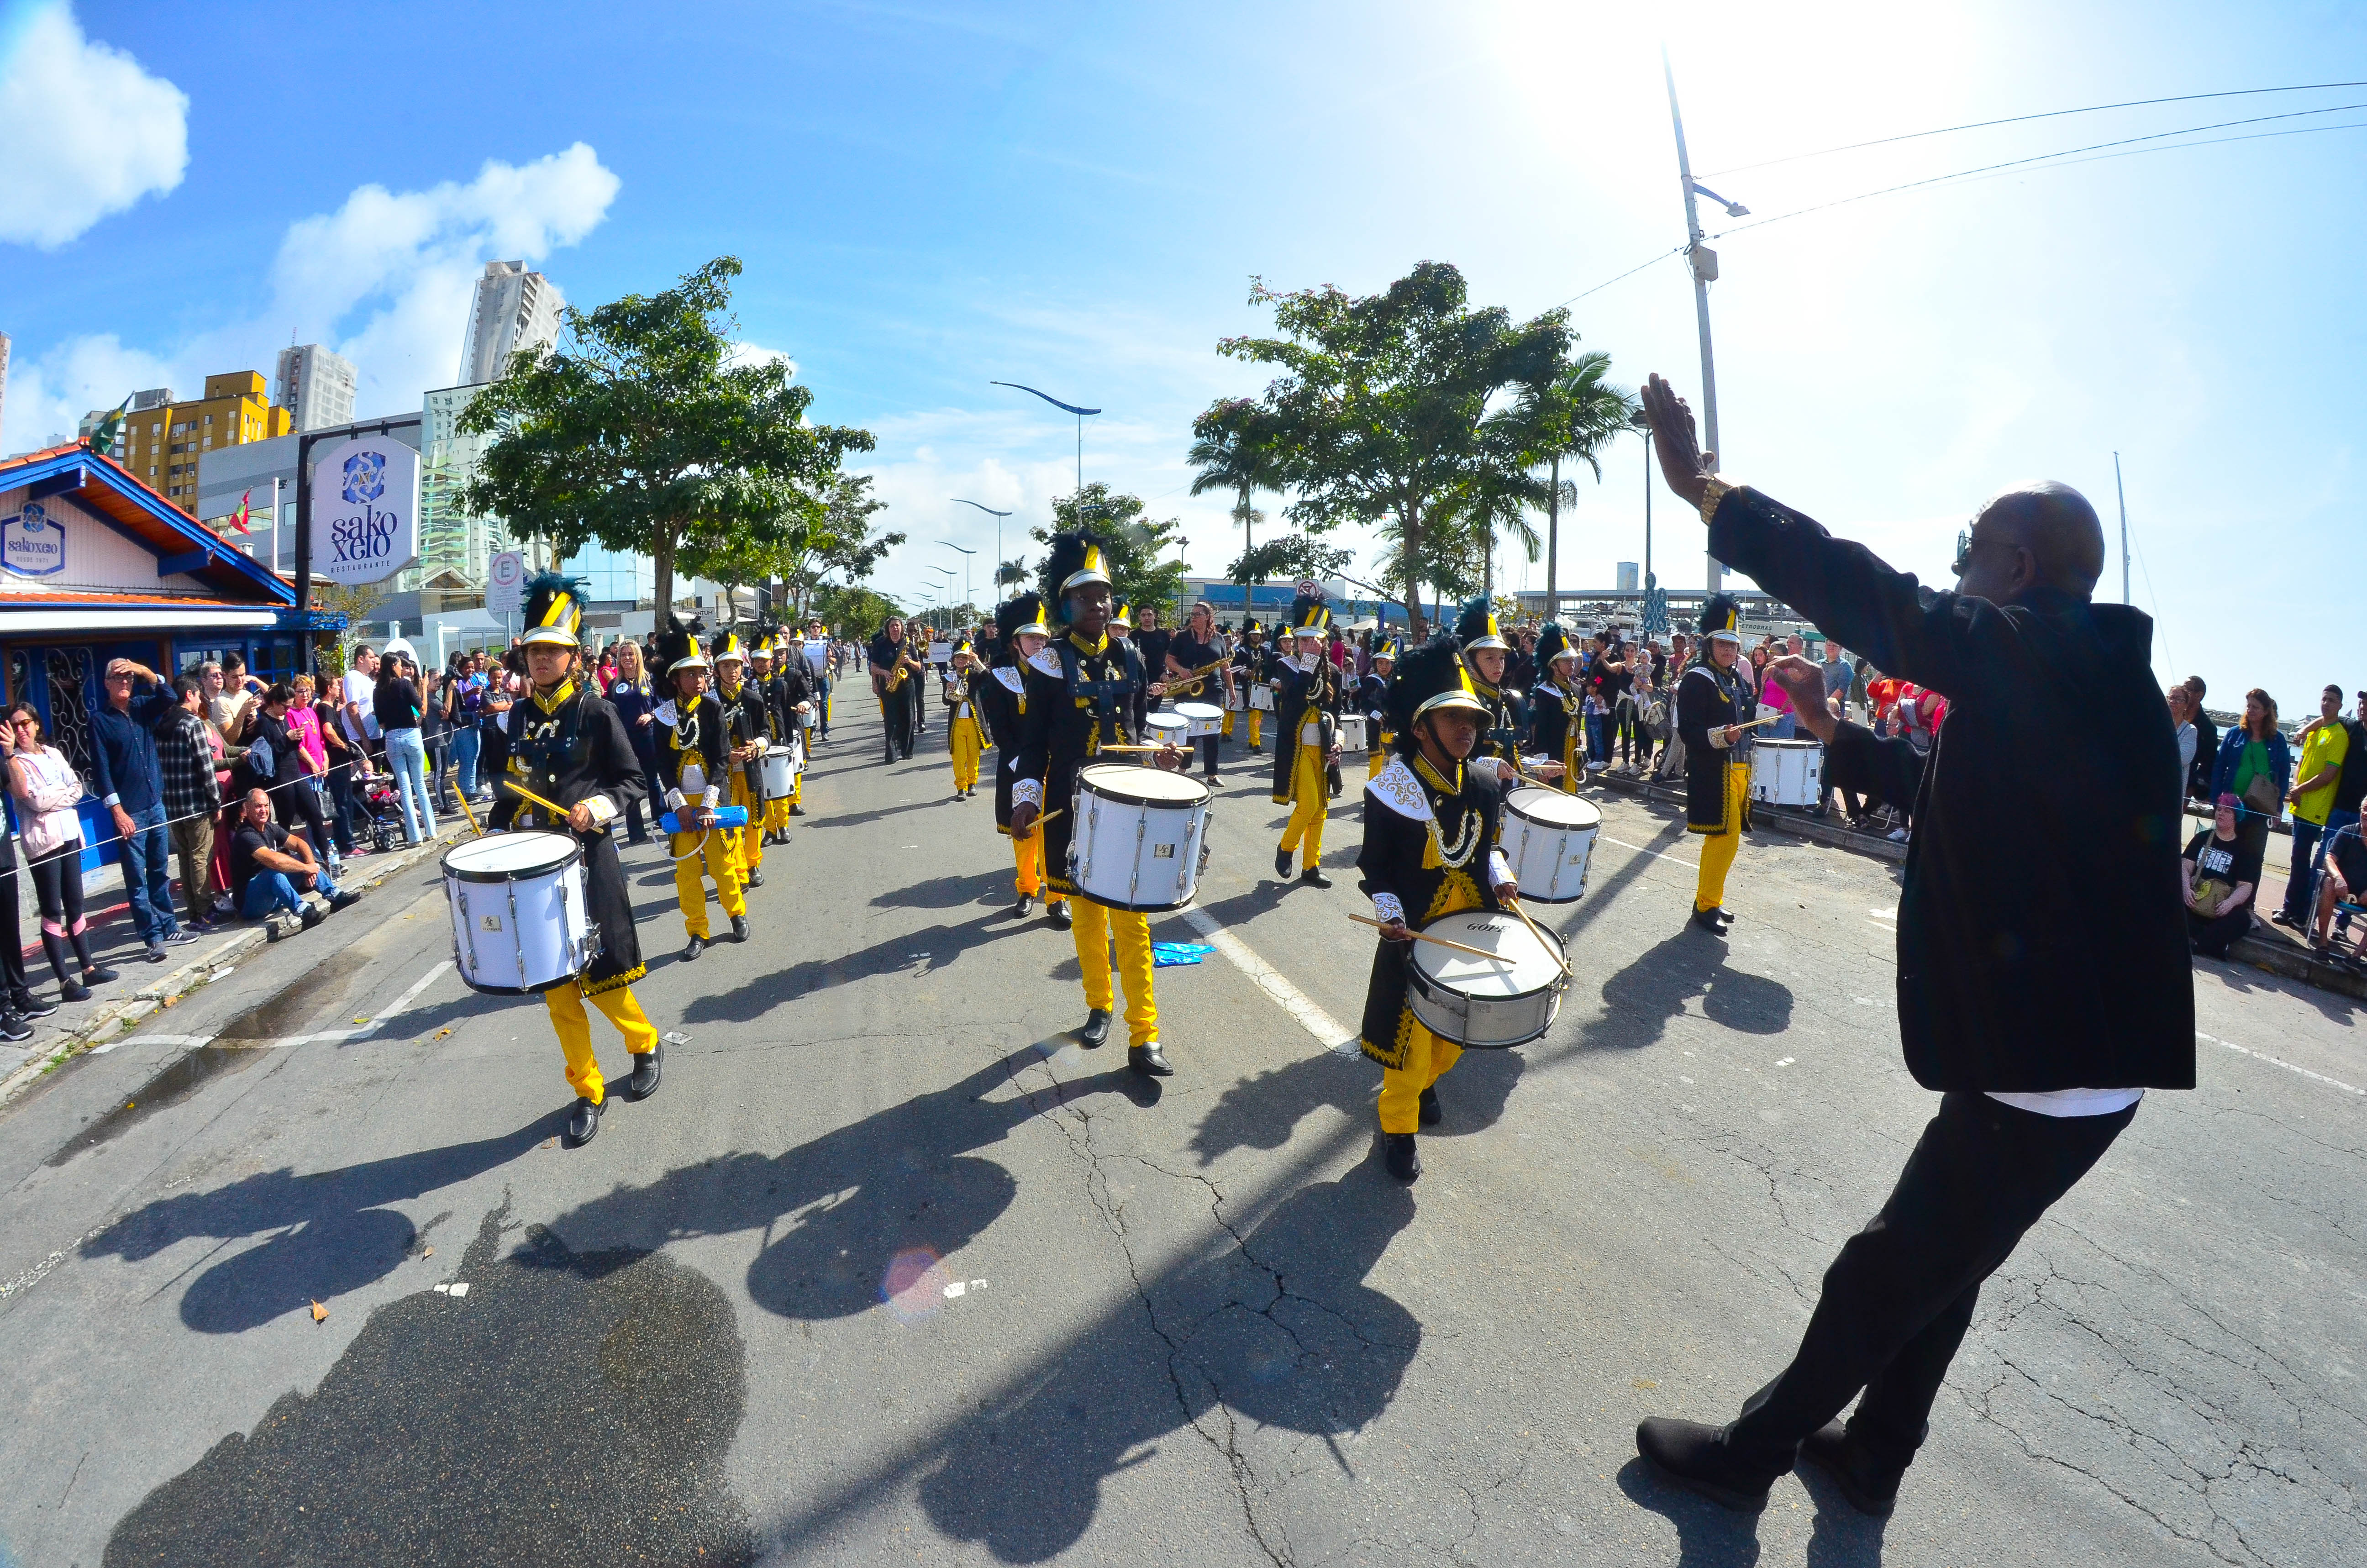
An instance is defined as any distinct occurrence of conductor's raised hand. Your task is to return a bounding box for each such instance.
[1765,654,1839,742]
[1640,373,1715,511]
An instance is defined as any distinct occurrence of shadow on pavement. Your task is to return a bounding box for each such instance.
[1572,929,1795,1053]
[679,908,1050,1026]
[1186,1042,1522,1165]
[1615,1455,1766,1567]
[79,1112,565,1333]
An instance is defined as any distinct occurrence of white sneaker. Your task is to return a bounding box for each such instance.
[1887,827,1909,843]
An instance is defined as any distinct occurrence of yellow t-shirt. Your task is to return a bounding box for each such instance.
[2297,722,2350,826]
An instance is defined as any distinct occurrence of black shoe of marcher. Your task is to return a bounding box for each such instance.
[0,1012,30,1043]
[790,804,807,816]
[684,934,709,961]
[1797,1422,1901,1517]
[621,1041,664,1102]
[747,866,765,888]
[1248,743,1263,753]
[1635,1417,1774,1513]
[1047,901,1073,931]
[14,992,56,1019]
[1129,1039,1173,1077]
[730,914,751,942]
[564,1095,603,1147]
[1418,1085,1441,1126]
[1301,868,1334,889]
[1275,846,1294,878]
[1690,906,1728,935]
[329,891,361,912]
[1078,1009,1112,1048]
[1383,1132,1421,1182]
[1013,892,1034,920]
[1714,906,1736,927]
[59,979,91,1003]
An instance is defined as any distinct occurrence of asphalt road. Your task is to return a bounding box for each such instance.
[0,687,2361,1568]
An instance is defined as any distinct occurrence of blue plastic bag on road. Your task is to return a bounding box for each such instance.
[1151,942,1214,968]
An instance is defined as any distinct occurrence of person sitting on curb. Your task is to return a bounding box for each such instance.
[228,789,358,938]
[2309,816,2367,965]
[2181,794,2262,960]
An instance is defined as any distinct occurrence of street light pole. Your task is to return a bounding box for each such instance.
[940,541,976,617]
[989,382,1101,503]
[1664,48,1723,597]
[952,498,1013,598]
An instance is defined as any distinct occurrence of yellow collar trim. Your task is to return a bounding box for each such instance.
[1413,753,1465,795]
[1068,630,1110,658]
[532,679,578,715]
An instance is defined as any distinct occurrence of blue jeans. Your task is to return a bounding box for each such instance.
[1766,711,1798,741]
[120,800,178,942]
[451,726,482,799]
[2309,806,2358,930]
[383,727,437,844]
[241,866,340,920]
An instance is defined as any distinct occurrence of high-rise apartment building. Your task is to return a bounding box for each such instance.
[458,260,564,385]
[0,331,11,454]
[111,372,293,513]
[412,382,517,590]
[273,343,358,431]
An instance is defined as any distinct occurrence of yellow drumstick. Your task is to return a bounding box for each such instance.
[452,786,485,838]
[499,778,572,820]
[1506,895,1575,981]
[1346,913,1510,963]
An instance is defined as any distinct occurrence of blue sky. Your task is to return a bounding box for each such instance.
[3,0,2362,709]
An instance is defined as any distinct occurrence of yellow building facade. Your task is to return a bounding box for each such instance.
[117,371,292,514]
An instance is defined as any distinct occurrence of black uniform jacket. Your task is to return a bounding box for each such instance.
[1355,671,1392,745]
[481,679,647,994]
[656,691,732,808]
[1269,652,1343,803]
[1528,675,1585,775]
[1355,753,1509,1070]
[1010,631,1144,897]
[977,663,1028,833]
[1676,660,1754,834]
[1708,482,2194,1093]
[1230,642,1269,708]
[1465,665,1525,783]
[718,677,774,795]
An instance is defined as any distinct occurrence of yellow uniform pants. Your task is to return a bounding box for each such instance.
[1011,828,1054,899]
[1368,733,1393,779]
[1279,742,1327,873]
[1694,759,1751,913]
[950,713,983,792]
[1557,731,1584,794]
[1378,1019,1463,1135]
[1224,707,1264,746]
[1071,897,1157,1047]
[543,982,659,1104]
[671,826,746,938]
[729,773,767,873]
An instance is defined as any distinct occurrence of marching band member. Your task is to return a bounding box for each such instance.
[761,626,817,825]
[1677,593,1755,934]
[480,574,662,1147]
[1527,624,1589,792]
[869,616,926,763]
[1271,590,1344,888]
[1226,621,1268,752]
[1456,595,1562,790]
[944,637,986,800]
[1160,599,1232,783]
[1008,530,1179,1075]
[749,631,790,841]
[980,593,1058,920]
[1356,632,1518,1181]
[713,630,773,887]
[1356,638,1397,780]
[800,617,833,743]
[653,617,749,958]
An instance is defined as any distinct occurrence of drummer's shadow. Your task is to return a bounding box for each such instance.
[1568,930,1794,1053]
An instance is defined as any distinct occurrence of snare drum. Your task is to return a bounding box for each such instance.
[1174,700,1224,739]
[1750,738,1823,807]
[760,744,797,801]
[1406,911,1567,1049]
[1143,712,1191,751]
[1249,684,1275,712]
[1499,787,1599,903]
[1338,714,1368,751]
[442,831,599,995]
[1225,686,1246,713]
[1071,763,1211,912]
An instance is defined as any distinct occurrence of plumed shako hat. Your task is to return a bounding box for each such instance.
[519,572,588,649]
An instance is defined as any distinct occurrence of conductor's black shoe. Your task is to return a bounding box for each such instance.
[565,1095,603,1146]
[622,1041,664,1102]
[1418,1085,1441,1126]
[747,866,765,888]
[1047,900,1073,930]
[1129,1039,1173,1077]
[791,803,807,816]
[684,934,709,961]
[1275,846,1294,878]
[1383,1132,1421,1182]
[1301,867,1334,889]
[1078,1009,1112,1047]
[1798,1422,1902,1517]
[1634,1417,1775,1513]
[1013,892,1034,919]
[730,914,751,942]
[1690,906,1729,935]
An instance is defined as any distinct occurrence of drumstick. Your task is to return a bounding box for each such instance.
[1346,913,1511,963]
[1506,896,1575,981]
[499,778,571,819]
[452,786,485,838]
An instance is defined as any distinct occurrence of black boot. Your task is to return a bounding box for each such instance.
[1382,1131,1421,1182]
[683,933,709,961]
[1013,891,1034,920]
[1300,867,1334,889]
[1689,905,1728,936]
[790,803,807,816]
[747,865,765,888]
[1274,845,1294,878]
[622,1039,664,1102]
[1797,1421,1904,1516]
[730,913,751,942]
[1634,1417,1778,1513]
[1418,1085,1441,1126]
[1047,900,1072,931]
[1715,906,1736,927]
[564,1095,603,1147]
[1078,1009,1112,1048]
[1128,1039,1173,1077]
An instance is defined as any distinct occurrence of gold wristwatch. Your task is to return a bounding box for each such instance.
[1699,475,1739,524]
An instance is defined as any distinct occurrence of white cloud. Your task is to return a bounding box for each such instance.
[726,342,799,377]
[1,144,620,451]
[0,3,187,247]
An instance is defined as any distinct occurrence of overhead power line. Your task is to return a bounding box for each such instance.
[1699,79,2367,178]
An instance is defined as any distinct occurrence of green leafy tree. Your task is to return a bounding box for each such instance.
[1033,483,1186,621]
[776,474,901,618]
[1219,261,1568,637]
[994,558,1030,595]
[812,583,901,641]
[1227,532,1350,589]
[458,256,873,616]
[1187,396,1288,600]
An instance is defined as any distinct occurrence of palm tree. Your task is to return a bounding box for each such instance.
[1187,397,1287,609]
[1517,350,1636,620]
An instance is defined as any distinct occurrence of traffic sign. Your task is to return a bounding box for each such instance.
[486,550,525,614]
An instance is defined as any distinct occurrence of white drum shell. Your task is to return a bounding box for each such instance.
[443,833,597,995]
[1750,739,1823,806]
[1174,701,1224,739]
[1405,911,1566,1049]
[1498,787,1599,904]
[760,745,797,800]
[1071,765,1211,912]
[1249,684,1275,712]
[1225,687,1246,712]
[1338,714,1368,751]
[1143,713,1191,749]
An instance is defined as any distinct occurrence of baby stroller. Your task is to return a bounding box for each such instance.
[357,774,410,852]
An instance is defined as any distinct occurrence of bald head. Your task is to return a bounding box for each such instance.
[1961,482,2105,603]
